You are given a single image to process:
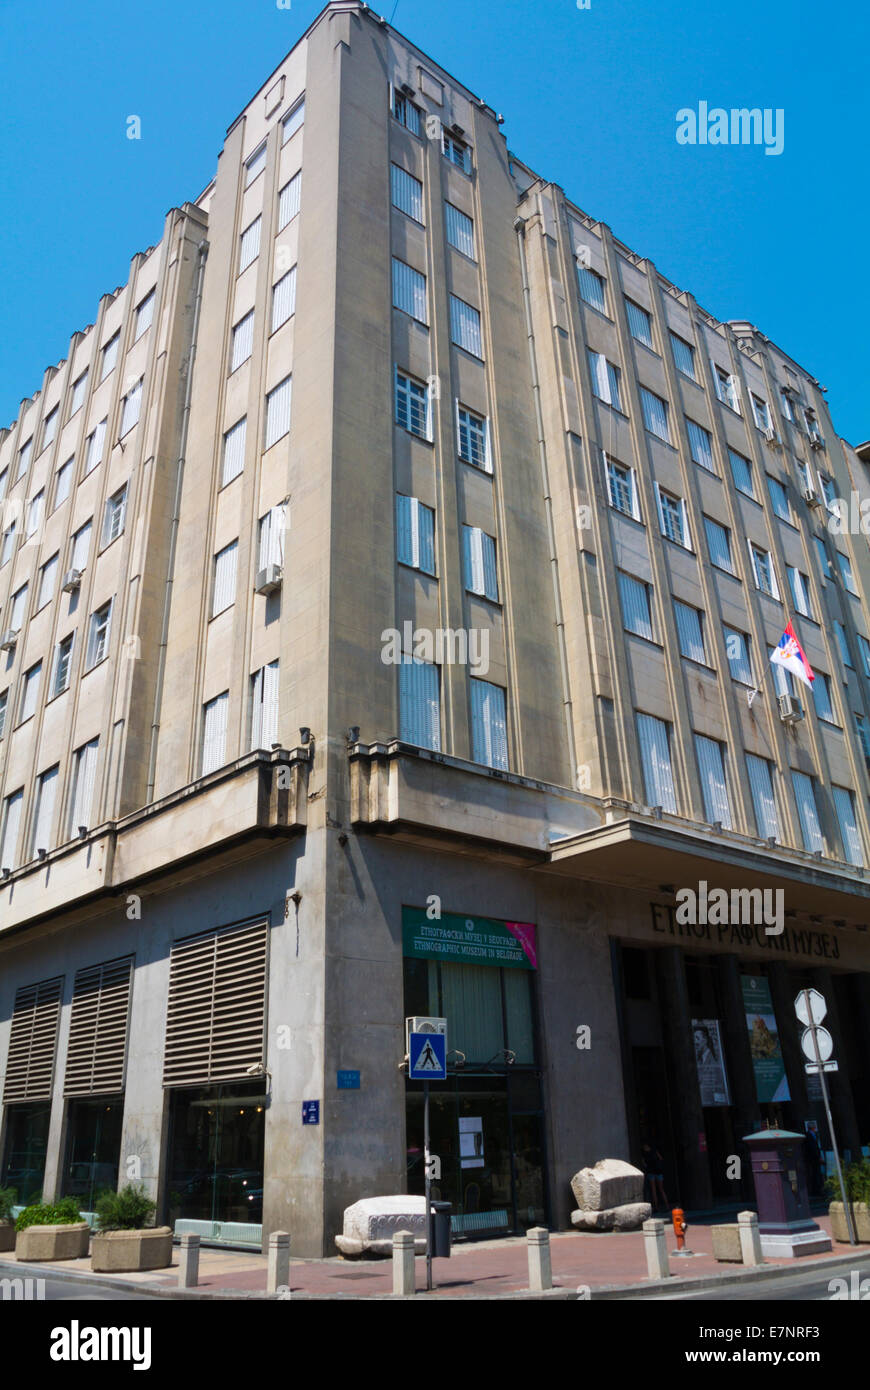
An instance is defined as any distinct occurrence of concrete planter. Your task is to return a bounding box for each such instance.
[829,1201,870,1244]
[0,1221,16,1253]
[711,1224,743,1262]
[15,1222,90,1262]
[91,1227,173,1273]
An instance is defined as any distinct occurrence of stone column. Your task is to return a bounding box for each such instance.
[655,947,712,1209]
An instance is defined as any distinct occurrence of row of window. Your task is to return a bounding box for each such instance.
[392,257,484,357]
[396,658,508,771]
[0,596,113,748]
[394,367,492,471]
[211,504,287,616]
[635,710,863,866]
[390,89,474,174]
[395,493,498,600]
[576,264,823,443]
[0,736,98,870]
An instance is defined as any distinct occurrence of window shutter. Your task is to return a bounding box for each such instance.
[202,694,228,775]
[695,735,731,827]
[391,164,424,221]
[239,217,262,272]
[3,976,63,1102]
[445,203,474,256]
[450,296,482,356]
[163,921,268,1087]
[262,661,280,747]
[399,659,441,750]
[833,787,863,867]
[278,172,301,229]
[396,494,413,567]
[64,956,133,1096]
[392,259,427,322]
[213,542,238,616]
[231,312,254,371]
[470,679,508,770]
[265,378,292,448]
[618,573,653,640]
[222,418,246,485]
[70,738,99,833]
[746,754,779,840]
[636,713,677,813]
[0,790,23,868]
[792,771,824,853]
[271,268,297,331]
[32,767,58,854]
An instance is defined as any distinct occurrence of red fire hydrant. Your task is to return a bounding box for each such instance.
[672,1207,687,1252]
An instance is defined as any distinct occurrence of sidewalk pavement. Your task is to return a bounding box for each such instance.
[6,1211,867,1299]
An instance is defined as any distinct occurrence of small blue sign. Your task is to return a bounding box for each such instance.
[337,1070,361,1090]
[302,1100,320,1125]
[409,1032,447,1081]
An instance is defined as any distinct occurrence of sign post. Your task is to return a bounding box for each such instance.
[408,1024,448,1291]
[795,988,855,1245]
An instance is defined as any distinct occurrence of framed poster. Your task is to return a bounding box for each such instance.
[691,1018,731,1106]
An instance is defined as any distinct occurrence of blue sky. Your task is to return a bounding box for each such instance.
[0,0,867,442]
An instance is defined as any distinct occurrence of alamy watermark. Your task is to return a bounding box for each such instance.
[381,621,490,676]
[676,880,784,936]
[676,103,784,156]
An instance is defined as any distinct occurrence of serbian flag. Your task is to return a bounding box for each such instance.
[770,622,815,689]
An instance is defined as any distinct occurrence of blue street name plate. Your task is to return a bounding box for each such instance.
[337,1070,360,1089]
[302,1100,320,1124]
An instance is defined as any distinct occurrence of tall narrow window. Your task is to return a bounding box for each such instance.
[577,266,606,312]
[52,634,74,697]
[392,259,428,323]
[16,437,32,480]
[399,659,440,750]
[395,369,430,440]
[19,663,42,723]
[838,552,858,595]
[251,661,280,750]
[54,457,74,507]
[813,673,835,724]
[657,488,689,548]
[746,754,779,840]
[445,203,475,257]
[396,495,435,575]
[729,449,754,497]
[221,418,246,486]
[264,377,292,448]
[239,217,262,273]
[230,312,254,372]
[833,786,863,866]
[636,713,677,814]
[670,332,696,379]
[10,584,28,631]
[69,739,99,835]
[442,132,471,172]
[749,543,779,598]
[674,601,705,662]
[686,420,714,472]
[41,408,58,451]
[751,395,771,431]
[626,300,653,348]
[69,369,89,417]
[257,504,287,571]
[119,378,142,436]
[449,295,483,357]
[102,486,127,548]
[244,142,267,187]
[640,388,671,443]
[278,172,301,229]
[606,458,639,519]
[100,332,120,381]
[70,520,92,573]
[0,522,15,567]
[271,268,297,331]
[792,771,824,854]
[470,679,508,770]
[587,351,622,409]
[457,406,489,470]
[85,601,112,670]
[767,475,790,521]
[134,290,155,341]
[712,362,740,413]
[705,517,734,573]
[26,490,44,538]
[618,573,653,640]
[391,165,424,222]
[282,96,305,141]
[84,418,107,475]
[695,735,731,827]
[787,567,812,618]
[0,789,23,869]
[0,690,7,740]
[201,693,229,775]
[212,541,238,617]
[462,526,498,600]
[37,554,58,610]
[723,626,753,685]
[834,620,852,668]
[391,89,421,134]
[31,766,58,857]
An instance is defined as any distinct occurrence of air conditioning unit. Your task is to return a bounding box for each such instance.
[764,426,781,446]
[0,629,17,651]
[254,564,282,596]
[803,488,820,507]
[405,1016,447,1053]
[61,568,82,593]
[778,693,804,724]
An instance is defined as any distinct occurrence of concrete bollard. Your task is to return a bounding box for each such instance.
[267,1230,291,1294]
[738,1211,764,1267]
[643,1218,670,1280]
[392,1230,416,1296]
[178,1232,200,1289]
[527,1226,553,1292]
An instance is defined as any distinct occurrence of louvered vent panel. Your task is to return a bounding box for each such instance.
[64,956,133,1096]
[163,921,268,1086]
[3,976,63,1102]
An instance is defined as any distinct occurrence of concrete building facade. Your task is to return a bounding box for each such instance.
[1,2,869,1254]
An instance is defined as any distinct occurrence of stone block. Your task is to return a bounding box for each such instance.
[91,1227,173,1273]
[0,1222,15,1253]
[571,1159,645,1212]
[15,1223,90,1262]
[570,1201,650,1232]
[830,1202,870,1244]
[335,1196,428,1257]
[711,1224,742,1262]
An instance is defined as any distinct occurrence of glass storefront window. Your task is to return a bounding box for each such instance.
[166,1082,266,1227]
[1,1102,52,1206]
[61,1097,124,1209]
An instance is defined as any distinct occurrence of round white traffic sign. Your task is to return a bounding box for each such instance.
[801,1025,834,1062]
[795,988,827,1027]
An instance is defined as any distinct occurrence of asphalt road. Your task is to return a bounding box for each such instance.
[0,1262,161,1301]
[648,1255,870,1300]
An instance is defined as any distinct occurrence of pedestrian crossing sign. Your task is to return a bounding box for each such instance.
[409,1031,447,1080]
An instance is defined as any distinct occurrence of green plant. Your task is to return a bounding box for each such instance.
[826,1157,870,1204]
[94,1183,156,1232]
[0,1187,16,1222]
[15,1197,82,1233]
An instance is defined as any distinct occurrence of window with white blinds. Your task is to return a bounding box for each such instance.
[640,388,671,443]
[670,332,696,379]
[16,436,32,480]
[391,164,424,222]
[31,765,58,855]
[222,417,246,486]
[258,504,287,570]
[69,738,99,835]
[392,258,428,322]
[792,770,824,853]
[212,541,238,617]
[788,567,812,618]
[445,202,475,257]
[64,956,133,1097]
[0,788,23,869]
[587,350,622,409]
[399,659,441,751]
[120,379,143,436]
[239,217,262,273]
[26,490,44,537]
[271,268,297,331]
[674,600,705,663]
[636,713,677,813]
[1,523,16,567]
[251,661,280,750]
[244,142,267,186]
[264,376,292,448]
[396,494,435,575]
[746,754,779,840]
[450,295,483,357]
[201,693,229,776]
[163,921,268,1087]
[686,419,714,472]
[833,786,863,866]
[134,290,155,341]
[470,678,508,770]
[54,457,74,506]
[462,525,498,600]
[283,96,305,141]
[231,312,254,373]
[705,517,734,573]
[71,520,92,573]
[84,418,107,474]
[626,299,653,348]
[2,976,63,1102]
[729,449,754,497]
[695,735,731,827]
[577,266,606,312]
[42,407,58,450]
[767,475,790,520]
[10,583,28,630]
[395,370,430,439]
[724,626,753,685]
[618,572,653,640]
[19,662,42,722]
[100,332,120,381]
[278,172,301,229]
[69,369,89,417]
